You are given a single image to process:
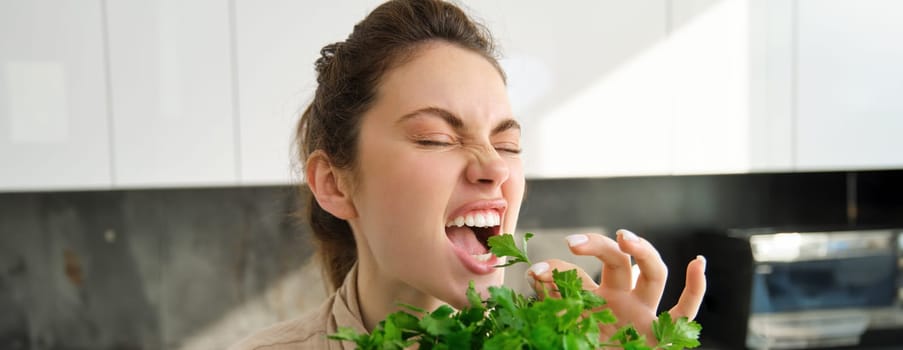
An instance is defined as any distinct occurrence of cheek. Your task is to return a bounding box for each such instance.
[364,152,458,200]
[504,158,525,198]
[355,148,463,277]
[356,147,461,232]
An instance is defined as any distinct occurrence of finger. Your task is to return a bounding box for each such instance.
[527,259,599,293]
[669,255,707,320]
[526,276,558,299]
[616,229,668,308]
[525,261,559,298]
[565,233,633,290]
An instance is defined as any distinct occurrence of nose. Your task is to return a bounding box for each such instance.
[466,147,510,186]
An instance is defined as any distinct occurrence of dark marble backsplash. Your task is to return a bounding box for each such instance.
[1,170,901,349]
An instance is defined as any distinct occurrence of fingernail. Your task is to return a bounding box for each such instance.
[696,255,707,272]
[565,234,589,247]
[619,229,639,242]
[529,262,549,275]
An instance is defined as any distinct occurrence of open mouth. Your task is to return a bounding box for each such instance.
[445,210,501,261]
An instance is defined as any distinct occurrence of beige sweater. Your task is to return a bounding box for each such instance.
[229,265,367,350]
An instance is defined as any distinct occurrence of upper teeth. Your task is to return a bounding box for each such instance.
[446,211,501,228]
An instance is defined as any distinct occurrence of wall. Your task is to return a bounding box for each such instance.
[0,187,321,349]
[1,170,901,349]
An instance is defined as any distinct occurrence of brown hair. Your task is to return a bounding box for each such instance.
[296,0,504,290]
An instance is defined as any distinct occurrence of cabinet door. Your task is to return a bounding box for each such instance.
[106,0,237,188]
[234,0,376,185]
[669,0,763,175]
[796,0,903,170]
[747,0,795,172]
[471,0,671,178]
[0,1,111,191]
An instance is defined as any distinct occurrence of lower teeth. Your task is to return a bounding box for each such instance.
[472,252,492,262]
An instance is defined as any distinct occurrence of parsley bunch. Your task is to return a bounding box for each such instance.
[329,233,701,349]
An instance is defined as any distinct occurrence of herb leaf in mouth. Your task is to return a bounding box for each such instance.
[487,232,533,268]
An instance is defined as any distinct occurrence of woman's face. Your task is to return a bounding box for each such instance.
[349,42,524,308]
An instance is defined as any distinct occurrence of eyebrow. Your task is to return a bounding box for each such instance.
[397,106,521,135]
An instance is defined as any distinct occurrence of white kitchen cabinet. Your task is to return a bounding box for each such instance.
[471,1,672,178]
[0,0,112,192]
[666,0,798,175]
[233,0,378,185]
[105,0,237,188]
[6,0,903,193]
[669,0,750,175]
[747,0,795,172]
[795,0,903,171]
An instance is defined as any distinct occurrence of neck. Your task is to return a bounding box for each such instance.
[356,253,445,332]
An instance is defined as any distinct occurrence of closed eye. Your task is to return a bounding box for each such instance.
[494,142,522,155]
[496,147,522,155]
[413,133,459,148]
[416,139,455,147]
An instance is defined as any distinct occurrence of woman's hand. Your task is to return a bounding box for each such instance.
[526,229,707,342]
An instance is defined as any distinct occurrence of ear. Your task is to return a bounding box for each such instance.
[306,150,358,220]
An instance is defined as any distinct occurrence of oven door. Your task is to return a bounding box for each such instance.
[745,230,899,349]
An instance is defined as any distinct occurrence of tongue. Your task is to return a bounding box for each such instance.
[446,226,488,255]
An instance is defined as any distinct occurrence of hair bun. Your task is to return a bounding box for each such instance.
[315,42,342,81]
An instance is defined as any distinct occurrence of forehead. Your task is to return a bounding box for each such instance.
[372,42,512,122]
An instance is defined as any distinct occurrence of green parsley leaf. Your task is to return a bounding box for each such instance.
[652,312,702,349]
[420,305,457,336]
[327,326,367,345]
[488,232,533,268]
[552,268,582,300]
[610,326,650,350]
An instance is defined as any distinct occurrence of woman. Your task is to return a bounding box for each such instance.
[232,0,706,348]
